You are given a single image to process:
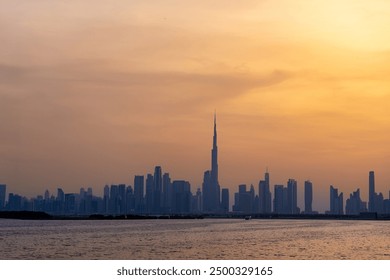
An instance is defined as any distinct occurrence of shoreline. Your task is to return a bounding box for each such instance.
[1,211,389,221]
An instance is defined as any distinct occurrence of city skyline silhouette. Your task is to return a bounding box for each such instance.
[2,115,389,216]
[2,1,390,213]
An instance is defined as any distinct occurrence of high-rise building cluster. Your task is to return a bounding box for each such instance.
[0,170,201,216]
[232,177,309,215]
[1,116,390,216]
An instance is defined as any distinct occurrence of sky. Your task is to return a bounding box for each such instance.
[1,0,390,212]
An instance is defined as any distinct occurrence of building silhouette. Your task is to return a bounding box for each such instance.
[145,174,154,213]
[202,113,221,213]
[374,192,384,214]
[329,185,343,215]
[192,188,202,213]
[384,191,390,214]
[126,185,135,213]
[259,170,272,213]
[233,184,254,213]
[118,184,126,214]
[103,185,110,214]
[367,171,386,214]
[369,171,375,212]
[109,185,119,214]
[273,184,285,214]
[221,188,229,213]
[7,193,22,211]
[287,179,299,214]
[162,173,172,212]
[0,184,6,210]
[152,166,162,213]
[54,188,65,215]
[64,193,77,215]
[346,188,367,215]
[171,180,191,214]
[304,180,313,214]
[134,175,144,213]
[202,171,211,211]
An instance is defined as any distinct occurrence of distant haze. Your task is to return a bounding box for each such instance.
[1,1,390,212]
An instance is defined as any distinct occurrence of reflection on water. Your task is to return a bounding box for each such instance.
[0,219,389,259]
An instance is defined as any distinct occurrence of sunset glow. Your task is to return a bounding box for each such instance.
[1,0,390,211]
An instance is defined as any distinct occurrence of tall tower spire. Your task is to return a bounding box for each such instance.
[213,110,217,149]
[202,112,221,213]
[211,111,220,211]
[212,112,218,179]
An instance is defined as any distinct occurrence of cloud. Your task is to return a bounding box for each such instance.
[1,59,292,111]
[0,57,292,149]
[0,64,27,84]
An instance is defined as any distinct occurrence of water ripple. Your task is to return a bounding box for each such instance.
[0,219,389,259]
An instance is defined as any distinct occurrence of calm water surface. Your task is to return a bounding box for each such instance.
[0,219,389,259]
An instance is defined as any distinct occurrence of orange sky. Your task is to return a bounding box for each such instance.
[1,0,390,211]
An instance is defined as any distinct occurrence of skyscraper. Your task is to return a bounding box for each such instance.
[273,184,285,214]
[202,170,211,212]
[259,170,271,213]
[118,184,126,214]
[162,173,172,213]
[211,112,220,211]
[233,184,253,213]
[329,185,343,215]
[65,193,76,215]
[211,113,218,189]
[171,180,191,214]
[134,175,144,213]
[55,188,65,215]
[369,171,375,212]
[153,166,162,213]
[145,174,154,213]
[374,192,384,214]
[103,185,110,214]
[202,113,220,213]
[191,188,202,213]
[221,188,229,213]
[304,180,313,214]
[346,188,365,215]
[126,185,135,213]
[287,179,298,214]
[109,185,119,214]
[0,184,6,210]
